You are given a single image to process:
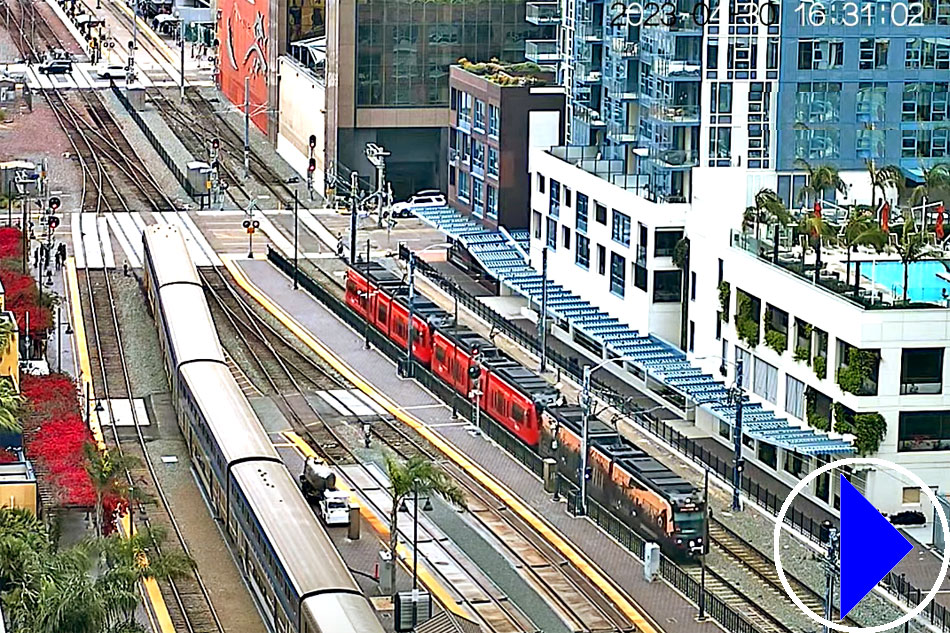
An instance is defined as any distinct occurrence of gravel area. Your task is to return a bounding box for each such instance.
[111,271,166,396]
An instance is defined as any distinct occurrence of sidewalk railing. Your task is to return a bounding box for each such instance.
[266,247,766,633]
[882,571,949,631]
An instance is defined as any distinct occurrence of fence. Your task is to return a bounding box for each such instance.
[881,571,950,631]
[268,247,768,633]
[110,83,198,199]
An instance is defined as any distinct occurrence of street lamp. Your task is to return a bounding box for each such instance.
[399,482,433,627]
[174,11,185,103]
[820,520,840,633]
[690,468,710,621]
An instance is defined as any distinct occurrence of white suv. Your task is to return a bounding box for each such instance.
[390,190,446,218]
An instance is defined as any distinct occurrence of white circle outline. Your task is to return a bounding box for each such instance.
[773,457,950,633]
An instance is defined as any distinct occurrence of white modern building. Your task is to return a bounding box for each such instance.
[527,144,950,518]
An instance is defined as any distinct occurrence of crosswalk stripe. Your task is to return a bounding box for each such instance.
[81,214,103,269]
[329,389,376,417]
[106,214,142,268]
[316,391,351,417]
[253,210,294,257]
[114,212,146,262]
[97,217,116,268]
[349,389,389,416]
[71,216,85,269]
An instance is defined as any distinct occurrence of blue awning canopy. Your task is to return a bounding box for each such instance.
[413,206,855,456]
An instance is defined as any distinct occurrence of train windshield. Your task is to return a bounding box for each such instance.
[674,511,705,535]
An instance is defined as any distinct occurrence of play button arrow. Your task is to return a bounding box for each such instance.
[840,475,913,617]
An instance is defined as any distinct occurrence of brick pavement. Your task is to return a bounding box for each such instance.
[237,258,723,633]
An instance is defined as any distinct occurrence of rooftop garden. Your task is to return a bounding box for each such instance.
[735,161,950,310]
[456,58,550,87]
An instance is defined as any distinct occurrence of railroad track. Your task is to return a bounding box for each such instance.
[200,266,642,633]
[80,265,223,633]
[709,520,853,624]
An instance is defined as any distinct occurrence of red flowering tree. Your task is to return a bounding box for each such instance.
[0,227,52,336]
[0,227,23,261]
[21,374,95,508]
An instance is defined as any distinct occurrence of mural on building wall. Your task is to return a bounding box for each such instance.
[218,0,269,132]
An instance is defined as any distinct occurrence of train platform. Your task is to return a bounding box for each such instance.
[228,256,724,633]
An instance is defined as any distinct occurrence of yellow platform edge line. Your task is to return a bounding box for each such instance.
[224,257,661,633]
[64,258,176,633]
[281,431,471,620]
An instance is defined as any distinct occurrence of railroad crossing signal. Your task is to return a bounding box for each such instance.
[308,158,316,173]
[242,219,260,234]
[48,197,61,211]
[48,216,60,230]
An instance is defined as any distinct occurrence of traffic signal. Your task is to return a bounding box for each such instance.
[48,216,60,230]
[212,138,219,150]
[309,134,316,148]
[48,197,61,211]
[584,466,592,480]
[308,158,316,173]
[468,364,480,380]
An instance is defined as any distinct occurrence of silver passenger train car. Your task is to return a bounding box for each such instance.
[142,226,385,633]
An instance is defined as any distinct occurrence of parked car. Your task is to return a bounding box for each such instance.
[95,63,126,79]
[38,58,72,75]
[390,190,446,218]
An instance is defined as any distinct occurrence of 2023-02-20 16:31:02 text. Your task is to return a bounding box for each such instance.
[608,0,924,27]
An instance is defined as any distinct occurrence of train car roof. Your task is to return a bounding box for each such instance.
[231,460,360,598]
[180,363,280,465]
[144,225,201,288]
[302,594,386,633]
[434,325,498,357]
[545,406,615,438]
[484,358,559,401]
[160,284,225,367]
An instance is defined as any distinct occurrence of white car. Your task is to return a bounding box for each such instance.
[390,190,446,218]
[95,63,127,79]
[318,491,351,526]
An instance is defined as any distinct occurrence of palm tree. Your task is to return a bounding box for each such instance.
[907,163,950,208]
[838,207,887,287]
[83,442,144,537]
[799,212,837,284]
[866,160,904,209]
[795,160,848,209]
[745,188,785,242]
[893,221,931,303]
[0,376,22,433]
[386,455,466,600]
[0,317,16,354]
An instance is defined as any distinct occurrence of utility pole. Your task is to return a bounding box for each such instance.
[292,188,299,289]
[349,170,359,263]
[578,365,592,516]
[365,143,390,227]
[130,0,138,78]
[821,520,840,633]
[178,14,185,102]
[539,246,548,373]
[732,357,745,512]
[243,76,250,180]
[694,468,710,621]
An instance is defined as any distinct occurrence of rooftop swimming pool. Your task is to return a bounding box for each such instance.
[860,260,950,304]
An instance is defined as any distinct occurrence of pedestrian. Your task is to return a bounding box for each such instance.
[33,246,39,269]
[123,261,129,277]
[335,233,344,258]
[43,244,50,269]
[362,422,371,449]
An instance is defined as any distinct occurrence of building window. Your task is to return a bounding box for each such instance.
[901,348,943,394]
[595,202,607,225]
[546,218,557,250]
[710,127,732,160]
[654,230,683,257]
[611,210,631,246]
[533,210,541,239]
[537,173,545,193]
[562,225,571,250]
[690,272,696,301]
[549,179,560,217]
[472,142,485,174]
[905,38,950,70]
[710,82,733,113]
[783,451,809,479]
[786,375,805,419]
[797,39,844,70]
[903,487,921,504]
[753,357,778,404]
[460,133,471,163]
[856,82,887,122]
[487,147,499,178]
[597,244,606,275]
[458,171,470,202]
[796,81,842,124]
[459,92,472,126]
[716,315,722,340]
[576,192,589,233]
[899,411,950,451]
[859,38,888,69]
[610,252,626,296]
[902,82,950,125]
[488,104,499,137]
[487,184,498,219]
[795,129,840,161]
[576,234,590,269]
[758,442,777,469]
[688,321,695,352]
[653,270,682,302]
[564,187,572,208]
[449,166,456,186]
[473,99,486,131]
[472,178,484,217]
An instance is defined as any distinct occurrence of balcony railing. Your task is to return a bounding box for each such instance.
[526,1,560,25]
[573,103,606,127]
[649,103,700,123]
[654,58,701,79]
[649,148,699,168]
[525,39,559,64]
[611,38,639,58]
[607,121,638,144]
[577,22,604,42]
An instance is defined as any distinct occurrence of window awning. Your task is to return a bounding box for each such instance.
[413,206,855,456]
